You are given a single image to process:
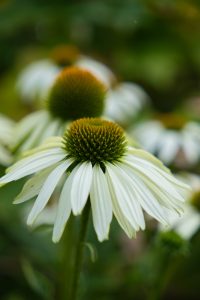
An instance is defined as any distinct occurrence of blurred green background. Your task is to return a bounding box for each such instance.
[0,0,200,299]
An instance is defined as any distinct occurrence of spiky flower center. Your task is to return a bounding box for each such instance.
[50,45,80,67]
[63,118,127,164]
[190,190,200,212]
[47,67,106,121]
[156,113,187,130]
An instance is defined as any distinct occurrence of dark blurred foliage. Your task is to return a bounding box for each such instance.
[1,0,200,114]
[0,0,200,299]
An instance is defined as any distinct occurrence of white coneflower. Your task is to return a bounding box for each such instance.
[16,45,114,104]
[0,118,189,243]
[0,114,15,165]
[131,113,200,167]
[161,173,200,240]
[13,67,107,153]
[105,82,150,126]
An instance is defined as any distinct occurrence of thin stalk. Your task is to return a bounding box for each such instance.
[69,201,90,300]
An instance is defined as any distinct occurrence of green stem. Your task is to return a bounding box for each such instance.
[59,215,75,300]
[69,201,90,300]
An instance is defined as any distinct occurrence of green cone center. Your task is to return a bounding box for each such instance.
[63,118,127,164]
[156,113,187,130]
[47,67,106,121]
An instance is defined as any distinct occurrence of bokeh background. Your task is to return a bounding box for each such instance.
[0,1,200,299]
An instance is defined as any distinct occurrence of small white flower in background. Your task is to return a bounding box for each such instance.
[0,114,15,166]
[13,67,106,154]
[105,82,150,126]
[0,118,189,243]
[130,114,200,167]
[160,173,200,240]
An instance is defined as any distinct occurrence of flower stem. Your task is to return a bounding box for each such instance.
[69,201,90,300]
[59,215,75,300]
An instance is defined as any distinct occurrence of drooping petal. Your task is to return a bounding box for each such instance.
[125,154,186,202]
[0,149,66,184]
[27,160,71,225]
[71,161,93,215]
[14,166,55,204]
[90,164,112,242]
[119,162,169,225]
[105,168,136,238]
[52,173,73,243]
[114,163,146,229]
[106,163,145,230]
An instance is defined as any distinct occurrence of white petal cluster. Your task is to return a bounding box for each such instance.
[160,173,200,240]
[131,120,200,166]
[16,60,61,103]
[0,137,189,243]
[105,83,149,125]
[12,111,67,153]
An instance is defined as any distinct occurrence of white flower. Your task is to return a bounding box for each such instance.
[0,118,189,243]
[0,114,15,165]
[131,119,200,166]
[161,173,200,240]
[105,83,150,125]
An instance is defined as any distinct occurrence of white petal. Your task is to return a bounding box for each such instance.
[71,162,93,215]
[105,168,136,238]
[13,111,46,148]
[181,133,199,164]
[14,166,54,204]
[52,174,73,243]
[157,131,180,164]
[106,163,145,230]
[18,115,51,152]
[0,150,66,184]
[119,162,169,225]
[125,155,186,202]
[0,145,13,165]
[27,160,71,225]
[90,164,112,242]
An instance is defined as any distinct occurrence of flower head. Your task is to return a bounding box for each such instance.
[1,118,189,243]
[131,113,200,167]
[13,68,107,154]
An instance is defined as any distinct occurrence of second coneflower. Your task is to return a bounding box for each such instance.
[13,67,107,153]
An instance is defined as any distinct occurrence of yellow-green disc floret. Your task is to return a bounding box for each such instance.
[63,118,127,164]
